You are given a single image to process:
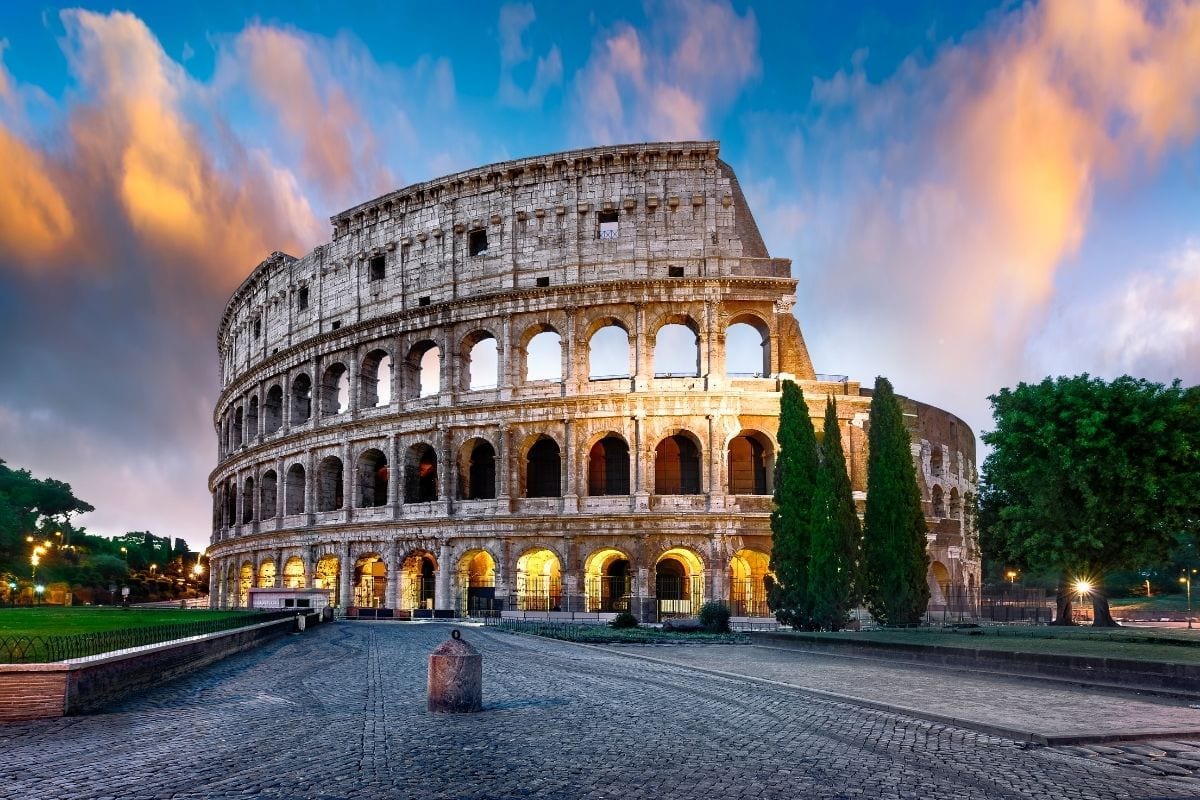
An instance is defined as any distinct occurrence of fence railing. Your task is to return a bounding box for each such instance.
[0,610,296,664]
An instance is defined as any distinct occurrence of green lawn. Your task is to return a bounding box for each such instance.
[1110,595,1194,616]
[797,625,1200,665]
[0,608,258,638]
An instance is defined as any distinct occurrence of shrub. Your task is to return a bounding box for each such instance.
[609,610,639,629]
[698,601,731,633]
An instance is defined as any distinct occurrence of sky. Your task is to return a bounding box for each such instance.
[0,0,1198,552]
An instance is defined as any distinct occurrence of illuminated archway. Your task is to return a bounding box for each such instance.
[458,549,498,615]
[655,548,703,618]
[257,559,276,589]
[353,553,388,608]
[728,549,772,617]
[516,548,561,611]
[584,548,632,612]
[282,556,306,589]
[238,562,253,607]
[399,551,438,611]
[313,555,339,606]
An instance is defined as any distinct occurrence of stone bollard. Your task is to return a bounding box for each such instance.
[295,613,306,632]
[427,629,482,713]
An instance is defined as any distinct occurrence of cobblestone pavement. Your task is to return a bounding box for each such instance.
[1,624,1199,800]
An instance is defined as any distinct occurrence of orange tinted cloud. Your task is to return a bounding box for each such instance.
[0,126,75,264]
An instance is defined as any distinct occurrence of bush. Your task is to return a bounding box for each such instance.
[609,610,639,629]
[698,601,731,633]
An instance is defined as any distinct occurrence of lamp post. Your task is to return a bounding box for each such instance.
[34,584,44,605]
[1180,571,1194,629]
[1005,570,1018,585]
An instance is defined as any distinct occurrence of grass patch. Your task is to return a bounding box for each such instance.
[0,608,258,638]
[1110,595,1193,615]
[496,621,747,645]
[794,625,1200,665]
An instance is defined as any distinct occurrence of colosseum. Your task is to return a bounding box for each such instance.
[207,141,979,622]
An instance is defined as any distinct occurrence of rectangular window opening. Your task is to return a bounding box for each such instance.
[418,296,431,307]
[598,210,619,240]
[331,320,341,331]
[298,287,309,310]
[668,265,685,278]
[369,255,386,281]
[535,276,550,288]
[253,319,262,338]
[468,229,488,257]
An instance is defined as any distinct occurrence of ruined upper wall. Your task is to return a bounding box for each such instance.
[216,141,790,386]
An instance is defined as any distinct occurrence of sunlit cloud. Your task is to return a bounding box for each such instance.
[497,3,562,109]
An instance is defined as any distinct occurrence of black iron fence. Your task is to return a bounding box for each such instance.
[926,587,1054,624]
[0,610,296,664]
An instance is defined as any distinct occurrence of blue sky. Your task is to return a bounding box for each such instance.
[0,1,1197,549]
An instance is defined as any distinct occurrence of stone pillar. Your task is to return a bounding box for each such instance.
[310,356,321,429]
[435,542,453,613]
[388,539,401,610]
[275,549,284,588]
[632,302,648,392]
[563,306,577,394]
[342,440,354,522]
[561,536,581,613]
[275,456,285,520]
[499,314,513,396]
[339,542,353,608]
[632,414,650,511]
[282,372,292,435]
[562,418,577,513]
[305,449,316,523]
[347,356,360,419]
[389,433,401,514]
[706,414,724,511]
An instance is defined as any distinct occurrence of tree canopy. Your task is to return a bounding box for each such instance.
[807,397,862,630]
[980,375,1200,625]
[768,380,820,628]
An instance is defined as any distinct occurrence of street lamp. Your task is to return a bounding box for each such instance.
[1180,571,1195,629]
[34,584,44,605]
[1006,570,1018,585]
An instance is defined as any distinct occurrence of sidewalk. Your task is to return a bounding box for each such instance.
[599,641,1200,745]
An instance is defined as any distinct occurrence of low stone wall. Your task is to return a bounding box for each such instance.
[751,632,1200,696]
[0,613,317,723]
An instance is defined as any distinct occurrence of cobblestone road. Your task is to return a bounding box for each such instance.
[1,623,1197,800]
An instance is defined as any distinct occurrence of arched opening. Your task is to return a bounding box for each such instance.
[257,559,276,589]
[725,319,771,377]
[264,384,283,434]
[949,487,961,520]
[400,552,438,611]
[320,363,350,416]
[516,548,561,611]
[729,549,772,617]
[525,437,561,498]
[237,563,253,607]
[459,439,496,500]
[728,431,773,495]
[282,556,306,589]
[463,332,499,391]
[404,443,438,502]
[224,479,236,526]
[654,433,702,495]
[316,456,344,512]
[406,341,441,398]
[291,373,312,424]
[353,554,387,608]
[931,485,945,518]
[525,329,562,382]
[929,561,951,607]
[588,322,630,379]
[458,549,497,615]
[655,548,704,618]
[653,322,700,377]
[356,448,389,508]
[587,435,630,496]
[584,548,632,612]
[224,564,236,608]
[233,406,244,448]
[246,396,259,441]
[930,447,943,477]
[241,476,256,524]
[260,470,278,519]
[285,463,305,515]
[360,349,392,407]
[314,554,339,606]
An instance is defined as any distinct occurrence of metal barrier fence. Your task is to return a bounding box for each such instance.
[0,610,297,664]
[927,587,1054,624]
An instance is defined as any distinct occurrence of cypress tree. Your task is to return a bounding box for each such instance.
[768,381,820,628]
[808,397,862,631]
[862,377,929,625]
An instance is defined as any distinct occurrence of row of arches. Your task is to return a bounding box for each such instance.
[219,316,775,457]
[930,485,963,520]
[214,429,775,526]
[217,545,773,618]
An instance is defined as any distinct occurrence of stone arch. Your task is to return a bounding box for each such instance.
[931,484,945,518]
[223,478,236,526]
[320,362,350,416]
[458,437,497,500]
[929,561,951,606]
[587,433,630,496]
[224,563,237,608]
[246,395,259,442]
[404,442,438,502]
[405,339,441,398]
[356,448,389,508]
[290,373,312,424]
[238,561,253,607]
[233,405,244,448]
[725,315,771,377]
[285,463,305,515]
[584,547,632,612]
[727,430,774,495]
[651,314,700,377]
[654,431,703,495]
[399,550,438,611]
[586,318,632,380]
[282,555,306,588]
[949,487,961,519]
[263,384,283,434]
[259,469,278,519]
[461,329,499,391]
[457,548,498,615]
[316,456,344,512]
[353,552,388,608]
[241,476,255,524]
[729,548,772,617]
[655,547,704,617]
[930,446,943,477]
[257,558,276,589]
[522,323,563,383]
[515,547,562,611]
[524,435,562,498]
[314,554,340,606]
[360,347,392,408]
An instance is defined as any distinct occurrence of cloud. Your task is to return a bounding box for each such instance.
[570,0,759,142]
[497,3,562,108]
[780,0,1200,436]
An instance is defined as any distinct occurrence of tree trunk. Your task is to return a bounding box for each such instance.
[1051,575,1075,626]
[1091,588,1121,628]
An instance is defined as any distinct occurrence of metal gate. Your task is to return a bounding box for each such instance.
[655,575,703,619]
[585,575,631,612]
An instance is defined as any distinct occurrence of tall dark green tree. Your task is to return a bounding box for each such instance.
[768,381,820,628]
[980,376,1200,627]
[807,397,862,630]
[862,377,929,625]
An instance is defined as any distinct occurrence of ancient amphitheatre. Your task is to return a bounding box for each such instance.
[207,141,978,621]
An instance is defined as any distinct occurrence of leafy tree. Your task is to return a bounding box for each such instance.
[862,377,929,625]
[768,381,820,628]
[980,376,1200,627]
[0,459,93,575]
[807,397,862,630]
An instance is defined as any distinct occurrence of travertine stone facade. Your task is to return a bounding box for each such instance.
[207,141,979,620]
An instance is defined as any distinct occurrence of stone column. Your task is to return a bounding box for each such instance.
[561,536,581,613]
[497,424,511,508]
[562,418,577,513]
[499,314,513,397]
[347,356,360,419]
[339,541,353,608]
[632,414,650,512]
[342,440,354,522]
[305,449,316,523]
[632,303,648,392]
[310,356,321,429]
[389,433,401,515]
[435,542,453,613]
[563,306,577,394]
[388,539,401,610]
[282,372,292,435]
[275,456,285,520]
